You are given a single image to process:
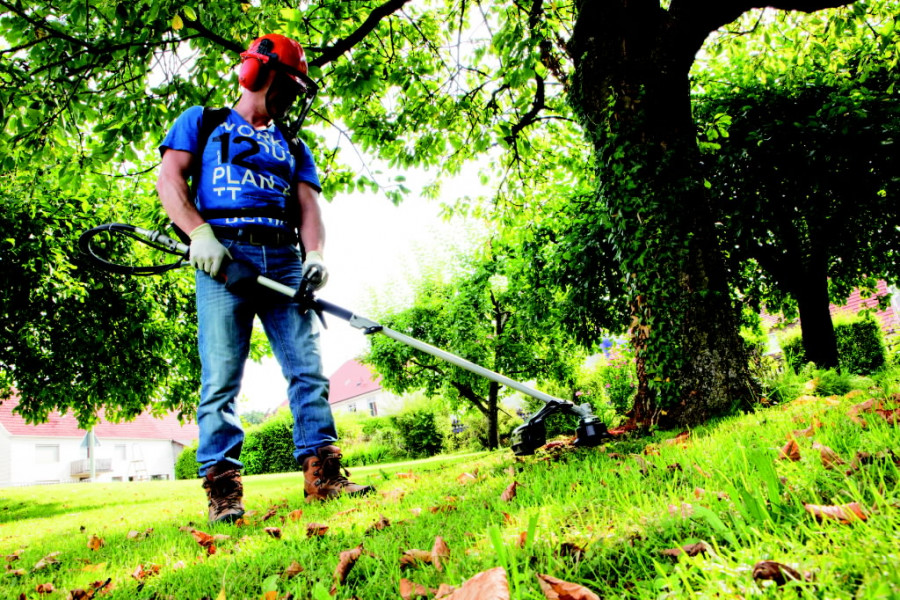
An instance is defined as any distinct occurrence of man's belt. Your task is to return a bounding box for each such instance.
[211,226,298,247]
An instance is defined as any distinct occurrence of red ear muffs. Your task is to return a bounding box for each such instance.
[239,55,268,91]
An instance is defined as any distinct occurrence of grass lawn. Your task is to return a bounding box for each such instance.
[1,391,898,599]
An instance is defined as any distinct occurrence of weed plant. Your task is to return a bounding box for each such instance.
[1,372,898,599]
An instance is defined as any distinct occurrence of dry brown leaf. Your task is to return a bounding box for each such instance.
[400,578,434,600]
[126,528,153,540]
[441,566,509,600]
[131,563,160,580]
[752,561,804,585]
[189,528,217,555]
[435,583,457,599]
[32,552,60,571]
[283,560,304,579]
[287,509,304,521]
[779,439,801,461]
[516,531,529,548]
[791,417,822,438]
[87,535,104,551]
[381,489,407,502]
[306,523,329,537]
[457,472,477,485]
[812,442,845,470]
[264,527,282,539]
[536,573,601,600]
[262,507,279,521]
[500,481,520,502]
[432,536,450,572]
[558,542,586,562]
[366,514,391,533]
[875,408,900,425]
[804,502,867,523]
[659,541,713,558]
[692,464,712,478]
[332,544,364,590]
[396,472,419,480]
[35,582,54,594]
[848,399,880,426]
[410,507,423,516]
[400,549,433,569]
[663,431,691,447]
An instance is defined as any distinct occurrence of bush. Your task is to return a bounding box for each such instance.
[447,408,520,450]
[174,442,198,480]
[389,400,445,457]
[780,313,887,375]
[241,408,300,476]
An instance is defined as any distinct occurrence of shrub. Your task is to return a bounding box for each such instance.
[448,408,520,450]
[174,442,198,480]
[389,400,445,457]
[241,408,299,475]
[779,313,887,375]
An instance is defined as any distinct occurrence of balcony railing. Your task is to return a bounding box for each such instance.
[70,458,112,478]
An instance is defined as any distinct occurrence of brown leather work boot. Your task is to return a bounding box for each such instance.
[302,445,375,501]
[202,464,245,523]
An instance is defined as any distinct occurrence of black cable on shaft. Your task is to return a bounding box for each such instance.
[78,223,188,276]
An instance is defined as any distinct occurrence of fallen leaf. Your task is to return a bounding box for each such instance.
[332,544,364,591]
[848,399,880,426]
[803,502,867,523]
[367,514,391,533]
[35,582,54,594]
[441,566,509,600]
[306,523,328,537]
[659,541,714,558]
[558,542,586,561]
[81,562,107,572]
[434,583,457,599]
[791,417,822,438]
[432,536,450,572]
[131,563,160,580]
[283,560,304,579]
[400,549,433,569]
[189,529,217,555]
[409,508,422,516]
[287,509,304,521]
[875,408,900,425]
[752,561,805,585]
[536,573,600,600]
[126,528,153,540]
[396,472,419,480]
[264,527,282,539]
[400,578,433,600]
[262,507,278,521]
[457,472,477,485]
[500,481,520,502]
[87,535,104,551]
[812,442,845,470]
[779,439,801,461]
[663,431,691,446]
[32,552,61,571]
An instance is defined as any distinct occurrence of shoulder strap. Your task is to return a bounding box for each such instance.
[172,108,231,244]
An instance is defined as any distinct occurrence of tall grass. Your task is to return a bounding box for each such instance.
[1,373,898,599]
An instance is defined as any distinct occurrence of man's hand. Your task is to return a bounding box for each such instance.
[303,250,328,290]
[189,223,231,277]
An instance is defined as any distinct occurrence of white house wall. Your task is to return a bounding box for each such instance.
[2,435,185,486]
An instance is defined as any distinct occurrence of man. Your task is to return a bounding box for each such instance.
[157,33,373,523]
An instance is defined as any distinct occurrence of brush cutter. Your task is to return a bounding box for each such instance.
[79,223,612,455]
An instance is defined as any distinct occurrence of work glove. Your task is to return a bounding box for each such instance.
[303,250,329,290]
[189,223,231,278]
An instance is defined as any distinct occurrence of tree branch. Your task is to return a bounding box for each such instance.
[309,0,414,68]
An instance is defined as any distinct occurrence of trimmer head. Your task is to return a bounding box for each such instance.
[510,400,610,456]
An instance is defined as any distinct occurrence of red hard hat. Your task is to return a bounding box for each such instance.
[239,34,308,92]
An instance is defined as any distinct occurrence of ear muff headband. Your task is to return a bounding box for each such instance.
[239,39,276,91]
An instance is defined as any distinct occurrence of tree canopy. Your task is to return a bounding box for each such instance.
[2,0,896,428]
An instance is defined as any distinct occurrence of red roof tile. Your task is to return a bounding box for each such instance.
[830,280,897,331]
[0,395,198,443]
[328,360,381,405]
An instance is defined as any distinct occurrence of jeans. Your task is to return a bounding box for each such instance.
[194,240,336,477]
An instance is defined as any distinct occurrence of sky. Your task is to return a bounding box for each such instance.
[237,184,475,414]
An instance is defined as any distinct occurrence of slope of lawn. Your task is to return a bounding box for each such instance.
[1,388,898,599]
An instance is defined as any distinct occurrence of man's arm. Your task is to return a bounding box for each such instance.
[157,149,205,233]
[157,148,230,276]
[297,181,325,254]
[297,181,328,288]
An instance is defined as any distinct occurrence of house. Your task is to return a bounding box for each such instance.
[328,359,403,416]
[0,395,199,487]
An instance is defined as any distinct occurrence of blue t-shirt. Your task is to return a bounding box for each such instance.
[159,106,321,230]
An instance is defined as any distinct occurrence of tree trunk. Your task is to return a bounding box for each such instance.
[568,1,758,427]
[792,259,839,369]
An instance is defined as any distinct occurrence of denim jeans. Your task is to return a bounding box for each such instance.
[194,240,336,476]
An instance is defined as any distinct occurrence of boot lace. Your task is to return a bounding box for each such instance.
[314,450,352,487]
